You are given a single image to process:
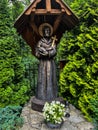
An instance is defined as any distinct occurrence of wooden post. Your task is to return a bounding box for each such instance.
[46,0,51,12]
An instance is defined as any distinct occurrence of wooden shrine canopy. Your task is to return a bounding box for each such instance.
[14,0,79,55]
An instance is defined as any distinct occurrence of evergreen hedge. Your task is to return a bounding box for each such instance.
[0,106,23,130]
[59,0,98,121]
[0,0,31,107]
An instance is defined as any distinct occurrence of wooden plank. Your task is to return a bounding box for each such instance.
[29,14,38,35]
[46,0,51,12]
[29,22,38,35]
[50,9,64,13]
[25,8,32,15]
[25,0,41,15]
[56,0,72,15]
[62,15,75,27]
[32,9,47,13]
[32,9,63,14]
[53,14,63,33]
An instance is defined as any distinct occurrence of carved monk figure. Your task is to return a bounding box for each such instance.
[35,23,58,101]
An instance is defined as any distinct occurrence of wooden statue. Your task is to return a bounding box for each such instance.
[35,23,58,101]
[14,0,79,111]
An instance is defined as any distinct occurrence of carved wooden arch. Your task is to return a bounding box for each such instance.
[56,0,72,15]
[14,0,79,55]
[25,0,41,15]
[25,0,72,15]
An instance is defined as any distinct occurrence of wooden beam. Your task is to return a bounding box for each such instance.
[53,14,63,33]
[62,15,75,27]
[46,0,51,12]
[56,0,72,15]
[25,0,41,15]
[50,9,65,14]
[32,9,47,13]
[29,14,38,35]
[30,22,38,34]
[31,9,64,14]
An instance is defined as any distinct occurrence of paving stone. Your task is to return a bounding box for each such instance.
[20,124,31,130]
[22,107,29,114]
[61,121,78,130]
[77,121,94,130]
[69,104,82,115]
[30,114,43,124]
[30,109,43,117]
[41,123,61,130]
[67,114,85,123]
[22,115,29,123]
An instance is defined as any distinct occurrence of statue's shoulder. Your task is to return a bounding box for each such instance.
[39,38,46,44]
[37,37,44,47]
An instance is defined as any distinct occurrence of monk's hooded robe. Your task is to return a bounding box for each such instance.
[35,37,58,101]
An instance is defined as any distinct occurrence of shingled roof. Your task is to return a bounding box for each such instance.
[14,0,79,55]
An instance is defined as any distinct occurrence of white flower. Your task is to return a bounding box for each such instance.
[43,101,65,124]
[56,101,60,104]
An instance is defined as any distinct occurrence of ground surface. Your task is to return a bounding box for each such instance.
[20,99,94,130]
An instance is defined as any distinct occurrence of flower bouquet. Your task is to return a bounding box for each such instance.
[43,101,65,129]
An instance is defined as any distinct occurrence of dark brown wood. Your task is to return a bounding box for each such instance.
[31,9,62,14]
[46,0,51,12]
[25,0,41,15]
[31,96,65,112]
[53,14,63,33]
[29,22,38,35]
[14,0,79,56]
[60,59,66,69]
[56,0,72,15]
[29,15,38,35]
[14,0,79,113]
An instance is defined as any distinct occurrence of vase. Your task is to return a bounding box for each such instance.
[46,121,63,129]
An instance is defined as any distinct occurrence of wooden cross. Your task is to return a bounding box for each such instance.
[51,35,57,47]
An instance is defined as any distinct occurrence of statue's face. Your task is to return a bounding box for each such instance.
[43,27,51,37]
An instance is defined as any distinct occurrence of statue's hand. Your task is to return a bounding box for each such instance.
[39,47,48,56]
[40,51,48,56]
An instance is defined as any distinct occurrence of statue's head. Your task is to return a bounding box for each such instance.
[43,26,51,37]
[39,23,53,37]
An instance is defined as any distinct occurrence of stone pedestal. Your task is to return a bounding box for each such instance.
[31,96,65,112]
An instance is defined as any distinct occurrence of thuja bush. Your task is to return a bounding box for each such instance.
[0,106,23,130]
[90,90,98,129]
[0,0,31,107]
[59,0,98,121]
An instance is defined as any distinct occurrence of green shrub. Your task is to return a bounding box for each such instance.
[0,0,31,107]
[90,90,98,130]
[0,106,23,130]
[59,0,98,121]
